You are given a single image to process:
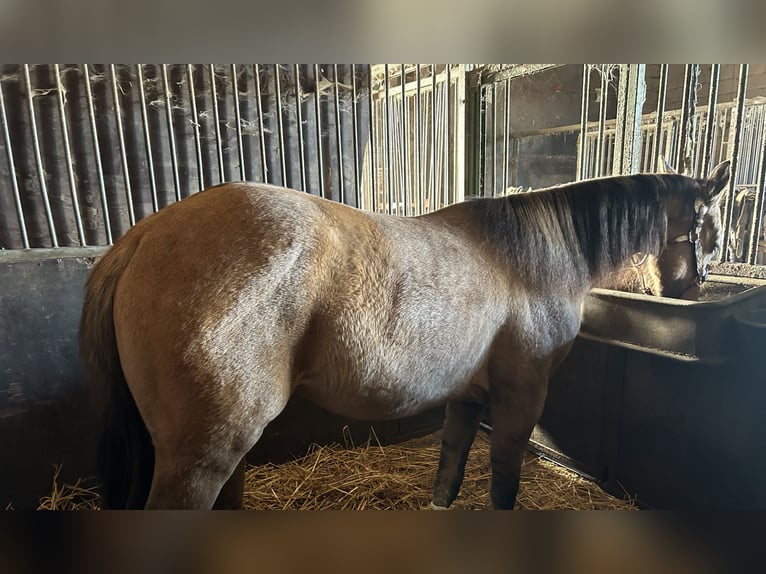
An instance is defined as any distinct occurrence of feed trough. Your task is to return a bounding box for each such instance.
[531,274,766,510]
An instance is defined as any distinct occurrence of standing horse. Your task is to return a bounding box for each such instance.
[80,161,729,510]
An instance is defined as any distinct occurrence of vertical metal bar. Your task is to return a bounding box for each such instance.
[430,64,437,210]
[676,64,692,169]
[274,64,287,186]
[83,64,112,244]
[676,64,700,173]
[24,64,58,246]
[384,64,393,214]
[595,67,609,177]
[333,64,345,203]
[351,64,361,208]
[479,84,487,197]
[231,64,246,181]
[187,65,205,191]
[367,66,377,212]
[613,64,646,176]
[0,76,30,248]
[749,107,766,264]
[652,64,668,171]
[444,64,451,206]
[722,64,749,261]
[642,127,651,171]
[295,65,307,192]
[492,81,497,195]
[400,64,408,215]
[136,65,159,212]
[503,78,511,190]
[110,65,135,226]
[254,65,268,183]
[455,67,466,203]
[209,64,225,183]
[313,64,325,198]
[415,65,423,214]
[54,64,85,245]
[700,64,720,177]
[161,64,181,200]
[577,65,590,180]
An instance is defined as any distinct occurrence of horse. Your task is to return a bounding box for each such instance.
[79,160,730,510]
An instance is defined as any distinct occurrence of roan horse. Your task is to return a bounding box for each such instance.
[80,161,730,509]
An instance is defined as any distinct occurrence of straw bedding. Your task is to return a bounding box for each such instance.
[34,429,636,510]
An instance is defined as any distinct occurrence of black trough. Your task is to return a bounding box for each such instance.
[532,275,766,509]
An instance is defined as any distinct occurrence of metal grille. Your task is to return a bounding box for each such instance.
[0,64,461,250]
[361,64,464,215]
[473,64,766,266]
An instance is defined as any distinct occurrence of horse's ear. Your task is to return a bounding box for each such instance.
[658,156,678,174]
[702,160,731,205]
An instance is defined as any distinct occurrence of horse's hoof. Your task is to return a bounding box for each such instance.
[429,502,449,510]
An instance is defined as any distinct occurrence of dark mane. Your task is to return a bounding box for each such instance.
[467,174,699,291]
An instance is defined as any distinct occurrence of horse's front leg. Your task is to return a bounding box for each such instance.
[431,393,486,509]
[487,359,550,510]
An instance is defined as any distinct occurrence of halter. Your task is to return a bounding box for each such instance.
[631,201,710,295]
[667,201,710,286]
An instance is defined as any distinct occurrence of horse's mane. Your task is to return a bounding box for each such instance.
[467,174,699,291]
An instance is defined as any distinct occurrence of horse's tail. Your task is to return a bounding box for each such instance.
[80,231,153,509]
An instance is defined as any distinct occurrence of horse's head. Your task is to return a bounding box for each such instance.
[656,159,730,299]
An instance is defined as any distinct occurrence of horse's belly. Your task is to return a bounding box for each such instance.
[297,350,488,420]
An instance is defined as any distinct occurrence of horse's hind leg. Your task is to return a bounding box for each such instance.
[431,398,486,509]
[142,395,287,509]
[146,439,251,510]
[213,457,246,510]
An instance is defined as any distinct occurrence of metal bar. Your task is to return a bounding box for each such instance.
[0,75,30,248]
[209,64,225,183]
[445,64,451,206]
[721,64,749,261]
[700,64,720,176]
[384,64,393,214]
[400,64,408,215]
[83,64,112,244]
[595,67,608,177]
[333,64,345,204]
[295,65,307,192]
[313,64,325,198]
[492,81,497,195]
[430,64,437,209]
[613,64,646,175]
[676,64,700,173]
[24,64,58,246]
[478,83,487,196]
[642,127,652,171]
[110,65,135,226]
[54,64,85,245]
[415,65,423,214]
[136,65,159,212]
[274,64,287,186]
[231,64,246,181]
[367,66,377,212]
[254,65,268,183]
[162,64,181,200]
[577,65,590,180]
[503,78,511,190]
[749,106,766,264]
[350,64,361,208]
[187,65,205,191]
[652,64,668,171]
[455,67,466,203]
